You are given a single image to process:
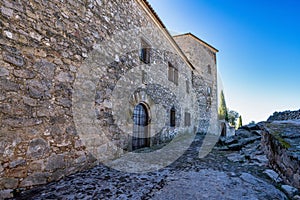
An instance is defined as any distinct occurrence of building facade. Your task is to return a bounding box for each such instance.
[0,0,218,192]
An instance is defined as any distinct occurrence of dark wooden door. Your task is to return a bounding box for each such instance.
[132,104,149,150]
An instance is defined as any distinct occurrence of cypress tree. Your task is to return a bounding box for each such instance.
[237,115,243,129]
[218,90,228,121]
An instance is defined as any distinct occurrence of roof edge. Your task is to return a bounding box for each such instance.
[173,33,219,53]
[138,0,196,71]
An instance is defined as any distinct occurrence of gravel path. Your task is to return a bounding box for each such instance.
[11,134,288,200]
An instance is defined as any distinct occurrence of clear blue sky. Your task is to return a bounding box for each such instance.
[148,0,300,124]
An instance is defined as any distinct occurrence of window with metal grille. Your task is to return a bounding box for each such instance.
[184,112,191,126]
[140,39,151,64]
[168,62,178,85]
[170,106,176,127]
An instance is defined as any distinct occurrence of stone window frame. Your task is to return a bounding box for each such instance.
[140,38,151,64]
[168,62,178,85]
[184,112,191,127]
[170,106,176,127]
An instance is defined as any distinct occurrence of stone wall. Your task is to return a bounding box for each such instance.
[267,110,300,121]
[261,122,300,189]
[0,0,217,193]
[174,34,218,134]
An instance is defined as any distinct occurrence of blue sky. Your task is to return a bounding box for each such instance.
[148,0,300,124]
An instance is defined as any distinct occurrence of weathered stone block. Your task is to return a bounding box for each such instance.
[0,178,19,189]
[27,138,49,159]
[20,172,50,188]
[28,160,45,172]
[2,52,24,67]
[8,167,27,178]
[1,6,14,17]
[33,60,56,79]
[0,189,13,199]
[45,154,66,171]
[0,67,9,77]
[9,158,26,168]
[23,96,38,107]
[57,98,72,108]
[55,71,74,82]
[13,69,36,79]
[2,118,42,128]
[36,103,55,117]
[48,169,66,182]
[0,78,19,91]
[28,85,44,99]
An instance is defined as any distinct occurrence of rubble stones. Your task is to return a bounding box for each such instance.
[12,135,289,200]
[264,169,283,183]
[261,120,300,189]
[281,185,299,199]
[268,110,300,121]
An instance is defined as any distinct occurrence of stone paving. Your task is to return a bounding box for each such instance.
[9,134,290,200]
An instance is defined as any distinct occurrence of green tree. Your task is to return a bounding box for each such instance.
[218,90,228,121]
[228,110,239,126]
[237,115,243,129]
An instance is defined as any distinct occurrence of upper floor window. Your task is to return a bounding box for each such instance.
[184,112,191,126]
[186,80,189,94]
[207,65,212,74]
[168,62,178,85]
[140,39,151,64]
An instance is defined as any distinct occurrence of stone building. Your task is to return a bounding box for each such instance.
[0,0,218,192]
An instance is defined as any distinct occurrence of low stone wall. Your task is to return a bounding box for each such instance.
[261,122,300,189]
[267,110,300,121]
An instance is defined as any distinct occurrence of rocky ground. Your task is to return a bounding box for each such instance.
[6,127,300,200]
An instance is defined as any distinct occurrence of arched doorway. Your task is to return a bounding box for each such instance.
[132,103,150,150]
[221,122,227,137]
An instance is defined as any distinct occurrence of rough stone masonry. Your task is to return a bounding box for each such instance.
[0,0,218,193]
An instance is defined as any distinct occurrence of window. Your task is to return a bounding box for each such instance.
[186,80,189,94]
[191,71,194,85]
[140,39,151,64]
[207,65,212,74]
[142,70,147,84]
[168,62,178,85]
[170,106,176,127]
[184,112,191,126]
[207,86,212,96]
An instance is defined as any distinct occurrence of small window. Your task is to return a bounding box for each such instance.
[207,87,212,96]
[207,65,212,74]
[170,106,176,127]
[186,80,189,94]
[184,112,191,126]
[168,62,178,85]
[142,70,147,84]
[140,39,151,64]
[191,71,194,85]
